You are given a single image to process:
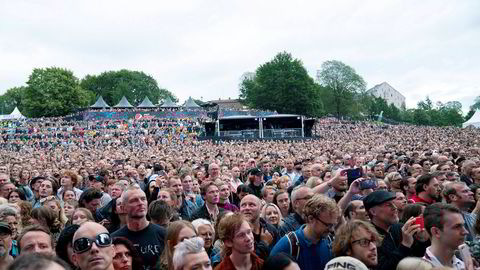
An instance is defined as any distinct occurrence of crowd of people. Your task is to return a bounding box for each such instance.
[0,114,480,270]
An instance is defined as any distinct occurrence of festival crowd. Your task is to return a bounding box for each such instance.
[0,115,480,270]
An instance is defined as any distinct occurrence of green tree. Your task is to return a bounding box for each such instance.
[23,67,93,117]
[80,70,177,106]
[318,60,366,118]
[471,96,480,110]
[239,52,323,117]
[0,86,26,114]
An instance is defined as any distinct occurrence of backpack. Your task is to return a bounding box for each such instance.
[286,231,300,261]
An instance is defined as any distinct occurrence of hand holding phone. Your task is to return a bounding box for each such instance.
[414,217,425,230]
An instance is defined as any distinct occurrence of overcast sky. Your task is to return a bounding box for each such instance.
[1,0,479,111]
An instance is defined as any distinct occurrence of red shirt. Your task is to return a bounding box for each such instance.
[214,252,263,270]
[410,194,434,205]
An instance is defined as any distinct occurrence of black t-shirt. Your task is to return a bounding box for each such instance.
[112,223,166,270]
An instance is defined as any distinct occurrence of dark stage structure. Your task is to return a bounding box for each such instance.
[202,114,316,140]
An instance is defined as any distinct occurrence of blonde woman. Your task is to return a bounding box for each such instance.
[274,175,290,190]
[260,203,284,228]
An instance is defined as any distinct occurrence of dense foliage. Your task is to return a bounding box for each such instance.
[240,52,476,127]
[0,68,176,118]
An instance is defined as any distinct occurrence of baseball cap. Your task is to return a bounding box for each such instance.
[248,168,263,176]
[324,256,369,270]
[0,222,12,234]
[363,190,396,211]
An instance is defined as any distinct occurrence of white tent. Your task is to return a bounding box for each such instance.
[10,107,26,118]
[0,107,26,120]
[463,110,480,128]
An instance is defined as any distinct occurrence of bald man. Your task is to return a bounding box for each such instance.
[72,222,115,270]
[239,194,279,259]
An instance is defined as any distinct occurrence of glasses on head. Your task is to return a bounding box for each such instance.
[73,233,112,254]
[314,216,337,230]
[351,238,376,247]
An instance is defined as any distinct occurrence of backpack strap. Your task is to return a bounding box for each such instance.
[286,231,300,261]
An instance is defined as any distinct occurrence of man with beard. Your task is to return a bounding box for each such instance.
[112,186,166,270]
[271,194,339,270]
[279,186,313,235]
[410,174,442,205]
[423,203,469,269]
[364,190,423,269]
[247,168,264,199]
[332,220,380,269]
[240,195,278,259]
[0,223,13,270]
[443,182,480,241]
[168,176,196,220]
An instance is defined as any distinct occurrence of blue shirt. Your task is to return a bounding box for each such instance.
[270,225,333,270]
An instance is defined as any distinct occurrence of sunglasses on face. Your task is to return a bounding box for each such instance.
[73,233,112,253]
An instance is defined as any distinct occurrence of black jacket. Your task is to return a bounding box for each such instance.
[189,204,224,223]
[252,218,280,260]
[375,222,429,270]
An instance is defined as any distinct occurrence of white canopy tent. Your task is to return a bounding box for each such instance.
[0,107,26,120]
[463,110,480,128]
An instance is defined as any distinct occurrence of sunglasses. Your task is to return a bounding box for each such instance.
[73,233,112,254]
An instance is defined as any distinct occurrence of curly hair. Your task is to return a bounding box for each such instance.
[17,201,33,228]
[332,220,382,257]
[30,206,62,234]
[61,170,79,187]
[42,197,68,226]
[303,194,339,219]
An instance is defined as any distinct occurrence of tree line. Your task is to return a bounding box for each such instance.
[0,68,177,118]
[240,52,480,127]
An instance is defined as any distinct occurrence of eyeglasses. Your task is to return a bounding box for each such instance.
[352,238,376,247]
[73,233,112,253]
[314,216,337,230]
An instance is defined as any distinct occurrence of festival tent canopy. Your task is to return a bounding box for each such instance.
[114,96,134,108]
[160,97,179,108]
[10,107,26,118]
[90,96,110,108]
[463,110,480,128]
[0,107,26,120]
[137,96,156,108]
[183,97,201,108]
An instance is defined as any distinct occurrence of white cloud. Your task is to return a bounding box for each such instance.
[0,0,479,110]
